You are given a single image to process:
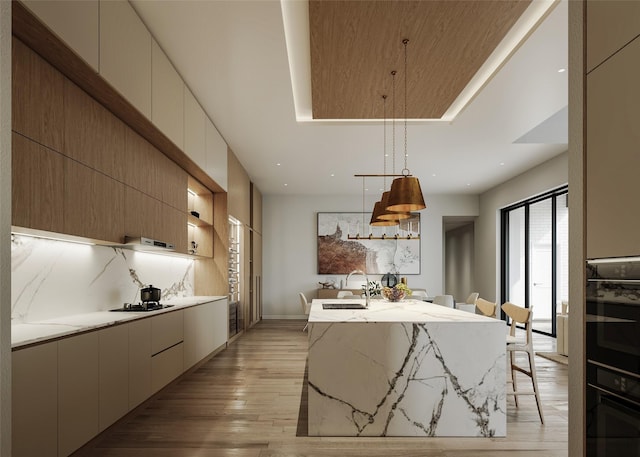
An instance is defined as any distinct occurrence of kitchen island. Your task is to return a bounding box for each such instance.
[308,299,506,437]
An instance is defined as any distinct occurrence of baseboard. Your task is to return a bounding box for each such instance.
[262,315,307,320]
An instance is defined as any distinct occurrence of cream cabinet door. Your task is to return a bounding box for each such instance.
[23,0,99,70]
[151,310,184,355]
[205,117,228,191]
[58,332,100,456]
[12,342,58,457]
[99,0,152,118]
[129,318,152,410]
[152,39,184,149]
[184,86,206,169]
[587,0,640,72]
[99,324,129,431]
[587,36,640,258]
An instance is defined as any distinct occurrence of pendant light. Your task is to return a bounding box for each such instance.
[387,39,426,212]
[371,94,401,227]
[376,70,411,221]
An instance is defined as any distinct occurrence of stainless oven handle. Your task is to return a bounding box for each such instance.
[588,359,640,380]
[588,382,640,409]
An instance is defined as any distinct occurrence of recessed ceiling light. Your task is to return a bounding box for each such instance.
[432,173,436,177]
[277,163,281,166]
[466,183,471,186]
[284,183,288,187]
[365,188,369,191]
[330,173,335,177]
[558,68,566,73]
[500,162,505,166]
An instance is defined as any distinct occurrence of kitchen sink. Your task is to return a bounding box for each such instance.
[322,302,367,310]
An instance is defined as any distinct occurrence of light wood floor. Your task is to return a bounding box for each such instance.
[75,320,568,457]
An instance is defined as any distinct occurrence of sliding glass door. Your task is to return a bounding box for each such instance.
[501,186,568,336]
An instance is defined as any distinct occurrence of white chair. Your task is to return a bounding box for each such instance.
[432,295,454,308]
[475,298,496,317]
[465,292,479,305]
[299,292,311,332]
[502,301,544,424]
[411,290,429,300]
[337,291,355,298]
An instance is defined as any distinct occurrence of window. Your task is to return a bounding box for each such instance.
[500,186,568,336]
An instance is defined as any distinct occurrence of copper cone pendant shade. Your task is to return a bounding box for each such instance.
[376,191,411,221]
[386,176,426,212]
[370,200,398,226]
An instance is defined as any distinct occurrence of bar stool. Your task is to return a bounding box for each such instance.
[502,301,544,424]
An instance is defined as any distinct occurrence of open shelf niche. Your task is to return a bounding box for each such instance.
[187,176,214,257]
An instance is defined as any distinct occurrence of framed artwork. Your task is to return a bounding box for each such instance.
[317,212,421,275]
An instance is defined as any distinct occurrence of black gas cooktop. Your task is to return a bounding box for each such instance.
[110,303,174,312]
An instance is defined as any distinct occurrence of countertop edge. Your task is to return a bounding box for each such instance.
[12,296,227,350]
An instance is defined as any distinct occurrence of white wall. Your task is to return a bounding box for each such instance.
[262,193,478,318]
[475,151,568,303]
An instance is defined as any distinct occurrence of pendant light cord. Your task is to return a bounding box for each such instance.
[391,70,397,178]
[382,95,387,190]
[403,38,409,176]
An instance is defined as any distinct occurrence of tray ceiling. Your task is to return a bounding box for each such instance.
[309,0,531,120]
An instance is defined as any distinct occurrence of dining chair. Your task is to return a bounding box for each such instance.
[337,291,355,298]
[299,292,312,332]
[411,290,429,300]
[475,298,496,317]
[433,295,454,308]
[465,292,479,305]
[502,301,544,423]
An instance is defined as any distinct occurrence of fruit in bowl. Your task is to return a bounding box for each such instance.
[381,283,412,302]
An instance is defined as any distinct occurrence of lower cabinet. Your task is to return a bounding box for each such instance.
[58,332,100,457]
[151,342,184,393]
[183,299,228,370]
[12,304,226,456]
[99,324,129,431]
[128,318,152,410]
[12,342,58,457]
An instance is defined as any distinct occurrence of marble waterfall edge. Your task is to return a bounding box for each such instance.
[11,235,194,322]
[308,321,506,437]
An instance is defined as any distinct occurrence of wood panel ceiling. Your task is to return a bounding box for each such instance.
[309,0,532,120]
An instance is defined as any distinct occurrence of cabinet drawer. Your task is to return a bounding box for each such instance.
[151,342,184,393]
[151,310,184,355]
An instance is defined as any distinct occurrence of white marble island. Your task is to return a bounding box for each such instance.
[308,299,506,437]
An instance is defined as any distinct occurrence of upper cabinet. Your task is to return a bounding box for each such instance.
[12,37,64,153]
[586,1,640,73]
[151,39,184,150]
[206,118,228,192]
[586,36,640,258]
[22,0,99,71]
[184,86,207,169]
[99,0,152,118]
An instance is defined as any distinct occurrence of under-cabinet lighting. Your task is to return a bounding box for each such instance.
[187,188,197,196]
[187,222,197,228]
[11,231,95,246]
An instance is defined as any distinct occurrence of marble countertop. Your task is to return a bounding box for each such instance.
[12,295,227,349]
[309,298,498,323]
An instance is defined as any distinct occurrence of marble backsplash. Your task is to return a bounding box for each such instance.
[11,234,194,323]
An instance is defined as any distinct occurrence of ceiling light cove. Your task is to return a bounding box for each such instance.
[282,0,558,123]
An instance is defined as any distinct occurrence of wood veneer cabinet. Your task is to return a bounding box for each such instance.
[64,79,126,182]
[12,37,64,153]
[586,36,640,258]
[12,342,58,457]
[63,159,124,243]
[12,133,64,233]
[124,128,162,201]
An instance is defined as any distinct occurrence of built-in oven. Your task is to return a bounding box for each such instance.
[587,362,640,457]
[586,257,640,456]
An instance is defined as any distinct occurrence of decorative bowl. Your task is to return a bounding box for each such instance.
[382,287,406,302]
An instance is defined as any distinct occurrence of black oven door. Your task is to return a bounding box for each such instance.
[587,385,640,457]
[587,260,640,375]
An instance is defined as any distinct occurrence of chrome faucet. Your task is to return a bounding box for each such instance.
[346,269,370,308]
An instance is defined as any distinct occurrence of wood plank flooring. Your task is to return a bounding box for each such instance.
[74,320,568,457]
